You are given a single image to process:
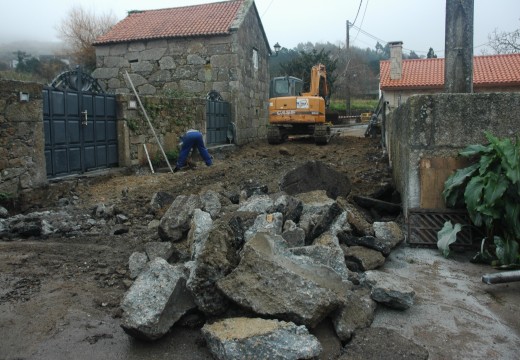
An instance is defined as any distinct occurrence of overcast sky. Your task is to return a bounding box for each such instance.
[1,0,518,56]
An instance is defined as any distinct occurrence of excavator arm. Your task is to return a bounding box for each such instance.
[302,64,330,99]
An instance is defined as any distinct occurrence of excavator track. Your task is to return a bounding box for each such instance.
[267,125,284,144]
[314,124,332,145]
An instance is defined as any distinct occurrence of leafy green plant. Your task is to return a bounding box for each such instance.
[126,118,139,132]
[165,149,178,162]
[442,132,520,266]
[150,149,178,168]
[437,221,462,258]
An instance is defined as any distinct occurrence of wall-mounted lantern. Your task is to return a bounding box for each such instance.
[19,92,29,102]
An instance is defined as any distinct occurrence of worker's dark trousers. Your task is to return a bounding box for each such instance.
[176,131,212,167]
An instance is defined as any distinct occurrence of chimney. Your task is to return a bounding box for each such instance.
[389,41,403,80]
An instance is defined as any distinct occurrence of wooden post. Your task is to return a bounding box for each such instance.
[125,70,174,173]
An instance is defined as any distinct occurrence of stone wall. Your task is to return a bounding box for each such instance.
[0,80,47,199]
[386,92,520,218]
[229,3,271,143]
[93,3,270,145]
[383,86,520,109]
[116,94,206,167]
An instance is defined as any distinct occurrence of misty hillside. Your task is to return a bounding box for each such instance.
[0,40,66,61]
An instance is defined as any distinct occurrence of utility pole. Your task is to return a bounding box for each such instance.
[444,0,474,93]
[346,20,351,116]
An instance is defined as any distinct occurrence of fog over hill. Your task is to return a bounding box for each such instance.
[0,40,66,61]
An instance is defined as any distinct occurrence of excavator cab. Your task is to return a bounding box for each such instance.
[269,76,303,98]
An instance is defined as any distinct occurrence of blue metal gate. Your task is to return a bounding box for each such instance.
[43,69,118,178]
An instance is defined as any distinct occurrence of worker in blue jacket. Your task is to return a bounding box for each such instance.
[174,129,212,172]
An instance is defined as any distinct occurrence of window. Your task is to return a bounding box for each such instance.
[252,48,258,70]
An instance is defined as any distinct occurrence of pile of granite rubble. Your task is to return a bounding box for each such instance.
[0,161,429,359]
[124,184,426,358]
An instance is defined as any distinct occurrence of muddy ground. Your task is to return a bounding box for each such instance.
[1,128,519,359]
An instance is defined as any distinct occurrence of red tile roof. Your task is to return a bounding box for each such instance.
[94,0,245,45]
[380,53,520,90]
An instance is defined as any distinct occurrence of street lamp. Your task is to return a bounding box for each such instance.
[273,42,281,56]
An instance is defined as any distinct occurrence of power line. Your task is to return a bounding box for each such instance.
[351,0,363,26]
[350,23,447,55]
[352,0,369,45]
[350,24,387,45]
[260,0,274,18]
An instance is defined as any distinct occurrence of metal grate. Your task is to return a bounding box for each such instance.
[407,208,480,248]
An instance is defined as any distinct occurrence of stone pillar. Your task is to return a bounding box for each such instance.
[444,0,474,93]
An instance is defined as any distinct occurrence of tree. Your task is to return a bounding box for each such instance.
[375,42,390,59]
[427,47,438,58]
[278,48,338,94]
[408,50,420,59]
[487,22,520,54]
[56,5,117,71]
[17,57,42,75]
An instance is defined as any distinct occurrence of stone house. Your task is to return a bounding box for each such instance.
[380,42,520,109]
[92,0,272,145]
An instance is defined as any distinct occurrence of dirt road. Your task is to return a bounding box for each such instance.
[1,131,518,359]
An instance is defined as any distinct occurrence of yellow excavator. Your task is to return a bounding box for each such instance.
[267,63,332,145]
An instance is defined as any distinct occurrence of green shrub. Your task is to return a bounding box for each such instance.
[151,149,179,168]
[441,132,520,266]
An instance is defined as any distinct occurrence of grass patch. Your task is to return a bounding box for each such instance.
[329,98,379,113]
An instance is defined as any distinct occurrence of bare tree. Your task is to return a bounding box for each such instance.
[487,21,520,54]
[56,5,117,70]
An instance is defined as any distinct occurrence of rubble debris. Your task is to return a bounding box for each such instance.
[362,270,415,310]
[202,317,322,360]
[120,258,196,341]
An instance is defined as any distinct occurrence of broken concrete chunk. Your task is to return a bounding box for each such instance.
[244,212,283,241]
[290,242,352,282]
[199,190,221,218]
[186,219,239,315]
[362,270,415,310]
[128,251,148,280]
[297,191,343,244]
[331,287,377,342]
[149,191,174,210]
[121,258,196,341]
[0,206,8,219]
[344,203,374,236]
[202,317,322,360]
[271,193,303,223]
[144,241,174,261]
[373,221,404,249]
[282,220,306,247]
[338,233,391,257]
[187,209,213,259]
[342,245,386,271]
[158,194,201,242]
[217,232,348,327]
[237,194,274,213]
[329,211,352,236]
